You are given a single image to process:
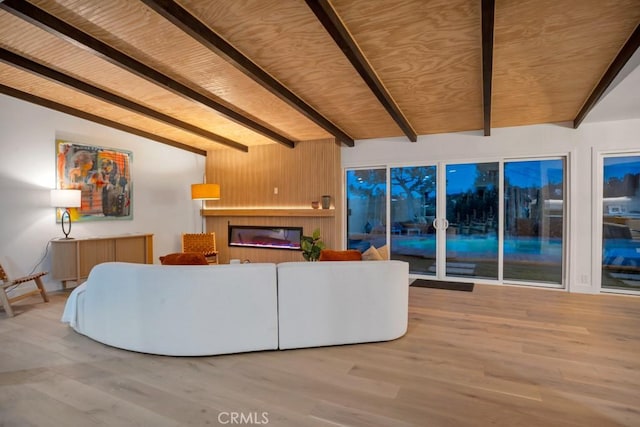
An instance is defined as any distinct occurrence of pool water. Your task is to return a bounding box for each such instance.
[392,235,563,262]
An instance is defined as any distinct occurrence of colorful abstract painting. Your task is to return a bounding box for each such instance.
[56,140,133,221]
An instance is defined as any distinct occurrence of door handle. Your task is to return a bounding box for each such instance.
[432,218,449,230]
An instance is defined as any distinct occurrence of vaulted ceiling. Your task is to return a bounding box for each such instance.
[1,0,639,155]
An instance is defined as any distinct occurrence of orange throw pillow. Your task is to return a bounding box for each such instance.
[318,249,363,261]
[159,252,208,265]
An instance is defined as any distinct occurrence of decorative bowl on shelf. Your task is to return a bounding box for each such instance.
[311,201,320,209]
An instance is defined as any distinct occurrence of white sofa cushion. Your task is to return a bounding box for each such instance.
[277,260,409,350]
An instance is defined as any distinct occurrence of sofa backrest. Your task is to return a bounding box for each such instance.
[276,260,409,349]
[80,262,279,356]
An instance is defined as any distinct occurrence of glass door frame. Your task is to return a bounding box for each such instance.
[383,162,439,279]
[592,149,640,295]
[501,156,568,288]
[435,161,447,280]
[435,160,501,283]
[344,166,389,255]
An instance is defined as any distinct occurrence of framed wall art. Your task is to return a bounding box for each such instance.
[56,139,133,221]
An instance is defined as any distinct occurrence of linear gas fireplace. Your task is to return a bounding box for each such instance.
[228,225,302,250]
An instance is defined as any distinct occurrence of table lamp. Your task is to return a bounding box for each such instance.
[50,189,82,239]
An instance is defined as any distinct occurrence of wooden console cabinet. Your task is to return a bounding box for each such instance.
[51,234,153,288]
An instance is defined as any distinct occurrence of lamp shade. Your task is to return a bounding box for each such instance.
[191,183,220,200]
[50,189,82,208]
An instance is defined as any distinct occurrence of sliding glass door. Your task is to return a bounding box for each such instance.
[388,162,499,280]
[504,159,565,284]
[346,168,387,252]
[389,166,437,275]
[346,156,566,287]
[445,162,499,279]
[601,155,640,292]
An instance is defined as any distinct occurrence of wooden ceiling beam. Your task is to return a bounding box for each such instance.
[574,23,640,128]
[140,0,354,147]
[0,84,207,156]
[0,0,290,149]
[304,0,417,142]
[0,48,249,152]
[481,0,495,137]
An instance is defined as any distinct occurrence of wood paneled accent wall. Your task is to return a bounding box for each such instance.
[204,139,342,263]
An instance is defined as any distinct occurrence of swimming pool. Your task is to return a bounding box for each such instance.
[392,235,563,262]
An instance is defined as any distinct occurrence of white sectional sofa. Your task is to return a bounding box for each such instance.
[62,260,409,356]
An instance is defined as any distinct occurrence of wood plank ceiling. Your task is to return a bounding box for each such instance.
[0,0,638,154]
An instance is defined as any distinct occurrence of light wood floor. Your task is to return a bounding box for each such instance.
[1,285,639,427]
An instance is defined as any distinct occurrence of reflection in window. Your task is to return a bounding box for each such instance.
[346,169,387,252]
[602,156,640,291]
[390,166,437,275]
[504,160,564,284]
[446,163,499,279]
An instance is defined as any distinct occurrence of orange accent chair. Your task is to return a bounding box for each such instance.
[181,233,219,264]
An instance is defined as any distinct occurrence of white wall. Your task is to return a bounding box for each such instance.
[0,94,205,291]
[342,119,640,294]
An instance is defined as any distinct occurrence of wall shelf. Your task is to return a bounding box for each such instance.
[202,208,335,217]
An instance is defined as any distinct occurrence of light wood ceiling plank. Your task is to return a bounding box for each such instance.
[177,0,403,140]
[492,0,640,128]
[30,0,333,143]
[0,9,271,147]
[331,0,484,136]
[0,62,244,151]
[2,0,294,148]
[1,45,249,151]
[0,83,206,155]
[304,0,417,142]
[141,0,354,146]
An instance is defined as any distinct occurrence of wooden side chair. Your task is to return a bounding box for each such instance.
[0,263,49,317]
[181,233,219,264]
